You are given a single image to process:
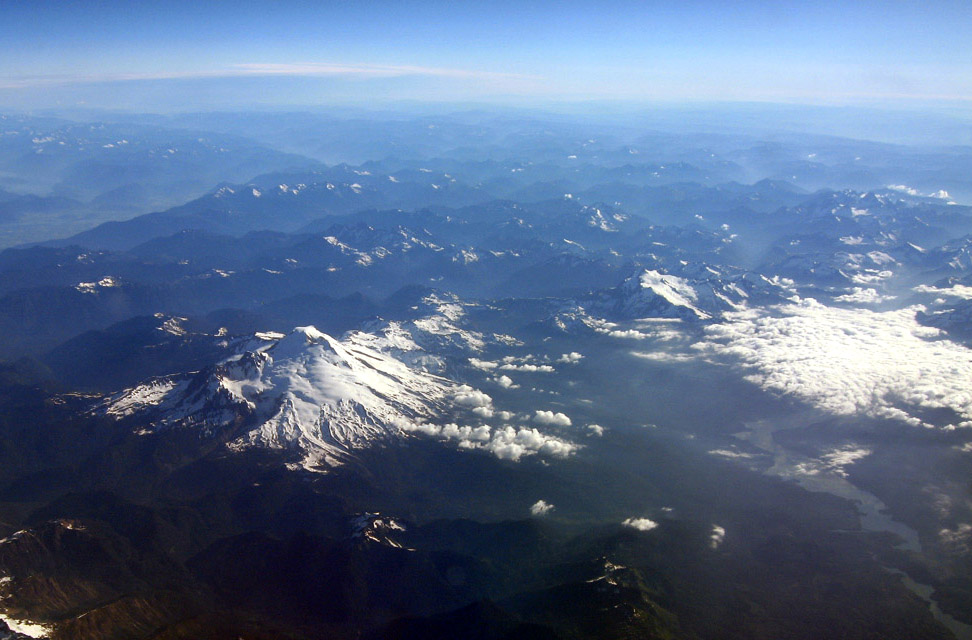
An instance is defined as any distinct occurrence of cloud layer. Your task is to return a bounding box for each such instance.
[695,299,972,429]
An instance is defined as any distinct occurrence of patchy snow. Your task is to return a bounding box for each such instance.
[0,613,50,638]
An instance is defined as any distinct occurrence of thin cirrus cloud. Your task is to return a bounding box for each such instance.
[235,62,530,81]
[0,62,533,89]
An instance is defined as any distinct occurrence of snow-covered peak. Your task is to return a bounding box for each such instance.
[634,270,706,317]
[607,269,710,320]
[104,326,464,469]
[101,325,576,470]
[592,266,790,321]
[269,325,346,360]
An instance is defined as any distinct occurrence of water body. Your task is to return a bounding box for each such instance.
[895,572,972,640]
[738,419,972,640]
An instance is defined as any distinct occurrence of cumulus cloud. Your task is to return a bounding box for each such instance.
[833,287,896,304]
[499,363,555,373]
[768,446,870,480]
[400,417,577,462]
[472,406,494,418]
[587,423,605,437]
[533,410,572,427]
[622,517,659,532]
[404,423,578,462]
[530,500,555,516]
[451,385,493,408]
[557,352,584,364]
[485,425,578,461]
[710,525,726,549]
[694,299,972,429]
[886,184,919,196]
[607,328,651,339]
[820,446,871,477]
[440,423,492,443]
[492,375,517,389]
[469,358,498,370]
[400,421,442,437]
[849,270,893,285]
[939,523,972,555]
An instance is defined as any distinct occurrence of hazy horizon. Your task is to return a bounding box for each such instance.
[2,0,970,112]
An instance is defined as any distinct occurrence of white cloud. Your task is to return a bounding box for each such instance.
[451,385,493,408]
[710,525,726,549]
[777,445,871,480]
[833,287,896,304]
[404,422,577,462]
[487,440,528,461]
[848,270,894,285]
[607,328,651,339]
[234,62,530,82]
[472,406,494,418]
[401,422,442,437]
[533,410,572,427]
[469,358,498,370]
[1,62,534,91]
[820,446,871,477]
[631,350,698,363]
[695,299,972,429]
[708,449,754,459]
[538,438,577,457]
[530,500,555,516]
[484,425,578,461]
[587,423,605,437]
[499,363,555,373]
[939,523,972,554]
[557,352,584,364]
[622,517,659,532]
[886,184,919,196]
[913,284,972,300]
[439,423,492,445]
[492,375,517,389]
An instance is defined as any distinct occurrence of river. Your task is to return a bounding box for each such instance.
[738,419,972,640]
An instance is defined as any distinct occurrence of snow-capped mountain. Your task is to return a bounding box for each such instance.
[917,299,972,338]
[592,266,790,320]
[104,326,474,469]
[351,291,516,374]
[926,235,972,273]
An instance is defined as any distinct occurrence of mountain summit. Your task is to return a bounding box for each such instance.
[105,326,464,469]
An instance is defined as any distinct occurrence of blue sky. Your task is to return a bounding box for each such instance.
[1,0,969,109]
